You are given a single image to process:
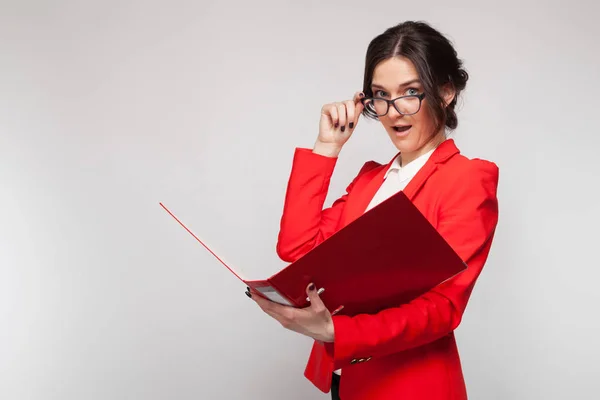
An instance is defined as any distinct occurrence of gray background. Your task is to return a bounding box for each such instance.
[2,1,599,399]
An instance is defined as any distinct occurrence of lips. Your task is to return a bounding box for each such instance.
[393,125,412,133]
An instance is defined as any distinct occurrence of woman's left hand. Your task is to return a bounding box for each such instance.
[247,283,334,343]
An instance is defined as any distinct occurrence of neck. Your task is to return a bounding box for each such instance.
[400,131,446,167]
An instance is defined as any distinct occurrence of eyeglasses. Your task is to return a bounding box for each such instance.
[361,93,426,117]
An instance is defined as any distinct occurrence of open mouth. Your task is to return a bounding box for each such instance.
[393,125,412,133]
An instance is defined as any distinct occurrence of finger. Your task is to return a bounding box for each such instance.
[321,104,339,128]
[248,286,276,305]
[248,288,271,306]
[256,299,285,319]
[252,292,275,310]
[352,91,365,104]
[252,291,292,319]
[257,300,296,329]
[322,104,339,128]
[355,98,364,120]
[306,283,326,312]
[246,286,260,301]
[336,103,347,132]
[353,91,365,113]
[262,307,282,321]
[344,100,355,129]
[350,92,365,128]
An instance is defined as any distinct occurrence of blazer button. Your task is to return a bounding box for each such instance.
[350,359,358,364]
[358,358,365,363]
[365,357,372,362]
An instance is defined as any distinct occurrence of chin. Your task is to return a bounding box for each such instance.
[387,130,418,153]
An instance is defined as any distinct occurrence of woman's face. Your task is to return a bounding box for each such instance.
[370,56,447,163]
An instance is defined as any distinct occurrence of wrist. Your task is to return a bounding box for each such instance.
[324,317,335,343]
[313,141,342,158]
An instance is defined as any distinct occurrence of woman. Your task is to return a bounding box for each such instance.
[247,20,499,400]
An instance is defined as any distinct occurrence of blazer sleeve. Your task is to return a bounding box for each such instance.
[327,159,500,369]
[276,148,378,263]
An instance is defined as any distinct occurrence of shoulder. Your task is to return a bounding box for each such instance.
[341,159,384,192]
[429,153,499,226]
[437,153,499,193]
[347,158,386,182]
[358,160,384,175]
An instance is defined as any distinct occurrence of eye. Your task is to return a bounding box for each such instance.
[374,90,389,98]
[406,87,420,96]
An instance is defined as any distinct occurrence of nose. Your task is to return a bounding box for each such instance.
[387,102,404,119]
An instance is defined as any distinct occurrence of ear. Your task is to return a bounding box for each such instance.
[440,83,456,108]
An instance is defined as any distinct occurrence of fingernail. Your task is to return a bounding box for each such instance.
[341,126,345,132]
[245,290,252,298]
[308,283,315,291]
[359,92,365,97]
[349,122,354,129]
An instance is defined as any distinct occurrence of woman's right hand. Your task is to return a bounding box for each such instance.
[313,91,365,157]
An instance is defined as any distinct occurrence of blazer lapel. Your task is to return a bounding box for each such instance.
[403,138,460,200]
[344,139,461,225]
[342,153,398,226]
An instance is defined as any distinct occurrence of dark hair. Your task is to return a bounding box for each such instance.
[362,21,468,132]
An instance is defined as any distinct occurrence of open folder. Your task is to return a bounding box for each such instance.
[160,190,466,317]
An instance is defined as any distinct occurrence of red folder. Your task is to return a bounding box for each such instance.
[160,190,466,317]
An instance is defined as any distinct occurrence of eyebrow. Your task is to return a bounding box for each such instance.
[371,79,422,90]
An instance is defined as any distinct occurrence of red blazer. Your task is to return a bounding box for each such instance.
[276,139,499,400]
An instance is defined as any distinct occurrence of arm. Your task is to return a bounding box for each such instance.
[327,160,500,368]
[276,147,378,263]
[277,91,366,262]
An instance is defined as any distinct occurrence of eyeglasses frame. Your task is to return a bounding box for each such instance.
[360,92,426,117]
